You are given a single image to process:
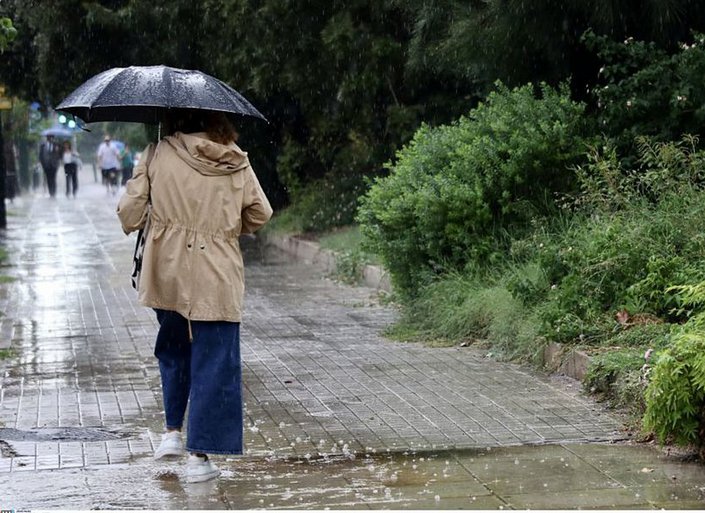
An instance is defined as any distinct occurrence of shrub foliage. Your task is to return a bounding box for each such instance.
[358,82,590,295]
[644,283,705,451]
[536,137,705,343]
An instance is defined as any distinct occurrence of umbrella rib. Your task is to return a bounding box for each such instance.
[163,66,174,111]
[212,78,266,120]
[87,67,130,111]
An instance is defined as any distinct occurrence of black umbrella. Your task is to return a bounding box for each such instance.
[56,65,266,124]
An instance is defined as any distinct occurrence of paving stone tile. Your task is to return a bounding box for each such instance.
[0,188,635,507]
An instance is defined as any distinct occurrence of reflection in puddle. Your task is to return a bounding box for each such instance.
[4,440,705,509]
[147,445,705,510]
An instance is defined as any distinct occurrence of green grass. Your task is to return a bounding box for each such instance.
[318,226,364,252]
[261,208,304,236]
[0,348,14,360]
[318,226,381,266]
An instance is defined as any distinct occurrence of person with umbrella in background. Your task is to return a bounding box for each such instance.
[38,134,62,197]
[59,65,272,483]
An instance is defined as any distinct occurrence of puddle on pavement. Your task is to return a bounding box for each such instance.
[0,426,129,442]
[4,443,705,510]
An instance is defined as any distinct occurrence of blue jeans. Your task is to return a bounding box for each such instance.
[154,309,243,455]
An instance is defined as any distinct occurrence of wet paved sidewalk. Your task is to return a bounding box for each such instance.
[1,175,705,509]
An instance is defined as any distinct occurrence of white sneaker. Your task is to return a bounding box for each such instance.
[154,431,185,460]
[185,454,220,483]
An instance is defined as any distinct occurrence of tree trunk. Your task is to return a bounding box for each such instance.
[0,113,6,229]
[3,113,16,201]
[17,136,28,191]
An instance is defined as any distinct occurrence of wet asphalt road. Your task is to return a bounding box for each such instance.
[1,170,704,509]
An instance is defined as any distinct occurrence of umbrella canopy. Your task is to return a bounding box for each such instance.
[55,65,267,124]
[41,126,73,138]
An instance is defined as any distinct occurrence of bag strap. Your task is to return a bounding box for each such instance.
[143,142,157,205]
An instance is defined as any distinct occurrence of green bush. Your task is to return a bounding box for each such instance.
[603,323,672,349]
[358,82,591,295]
[644,285,705,452]
[585,30,705,164]
[536,137,705,343]
[585,349,647,411]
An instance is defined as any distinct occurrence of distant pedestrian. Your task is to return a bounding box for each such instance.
[117,110,272,483]
[62,140,80,198]
[120,143,134,186]
[96,134,120,195]
[39,135,61,197]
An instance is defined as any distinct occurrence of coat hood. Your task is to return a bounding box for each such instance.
[165,131,249,176]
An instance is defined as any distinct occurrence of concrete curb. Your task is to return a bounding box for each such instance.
[543,342,591,382]
[261,233,588,382]
[261,233,392,292]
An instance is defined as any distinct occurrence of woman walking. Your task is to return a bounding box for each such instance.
[62,140,80,198]
[117,111,272,483]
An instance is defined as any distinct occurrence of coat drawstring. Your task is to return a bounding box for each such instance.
[188,317,193,342]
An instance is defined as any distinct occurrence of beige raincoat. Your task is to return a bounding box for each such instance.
[117,131,272,322]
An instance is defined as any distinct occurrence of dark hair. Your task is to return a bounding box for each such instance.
[163,110,238,145]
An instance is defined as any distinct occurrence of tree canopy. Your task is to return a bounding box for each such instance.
[4,0,705,208]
